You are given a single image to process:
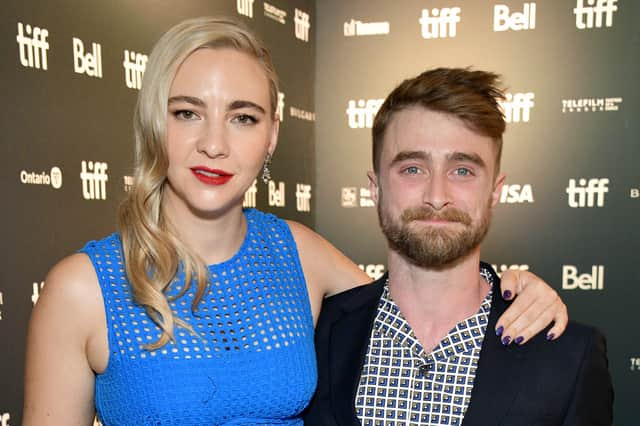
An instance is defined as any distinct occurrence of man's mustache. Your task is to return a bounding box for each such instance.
[400,206,472,226]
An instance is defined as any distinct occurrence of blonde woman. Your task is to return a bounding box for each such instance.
[23,17,567,425]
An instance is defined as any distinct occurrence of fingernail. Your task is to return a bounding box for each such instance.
[546,333,555,341]
[514,336,524,345]
[502,290,512,299]
[496,325,504,336]
[502,336,511,346]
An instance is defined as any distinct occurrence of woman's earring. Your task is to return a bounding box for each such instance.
[261,153,272,184]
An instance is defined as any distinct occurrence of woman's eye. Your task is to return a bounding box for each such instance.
[173,110,198,120]
[233,114,258,125]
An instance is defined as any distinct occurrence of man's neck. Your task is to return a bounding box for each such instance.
[386,248,491,352]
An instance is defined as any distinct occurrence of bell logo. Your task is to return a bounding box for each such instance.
[73,37,103,78]
[494,3,536,32]
[419,7,461,39]
[500,184,534,203]
[566,178,608,208]
[346,99,384,129]
[123,50,148,90]
[237,0,255,18]
[268,181,285,207]
[16,22,49,70]
[32,281,45,305]
[574,0,618,29]
[80,161,109,200]
[562,265,604,290]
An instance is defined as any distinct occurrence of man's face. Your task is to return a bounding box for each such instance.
[369,106,504,267]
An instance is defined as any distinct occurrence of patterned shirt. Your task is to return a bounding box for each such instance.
[355,267,495,425]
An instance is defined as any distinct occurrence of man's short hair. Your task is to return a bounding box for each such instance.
[372,67,506,175]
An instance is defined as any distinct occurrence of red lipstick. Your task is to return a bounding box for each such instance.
[190,167,233,185]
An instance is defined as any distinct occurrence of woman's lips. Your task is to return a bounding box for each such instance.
[190,167,233,185]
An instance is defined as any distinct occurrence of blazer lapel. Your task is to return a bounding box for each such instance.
[462,267,528,426]
[329,276,385,426]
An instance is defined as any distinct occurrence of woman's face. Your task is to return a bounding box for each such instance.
[163,47,278,219]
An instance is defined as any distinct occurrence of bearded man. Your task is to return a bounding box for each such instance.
[304,68,613,425]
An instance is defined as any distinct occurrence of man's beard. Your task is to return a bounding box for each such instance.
[379,199,491,268]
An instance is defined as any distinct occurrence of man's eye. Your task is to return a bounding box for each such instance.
[233,114,258,125]
[404,166,420,175]
[454,167,473,176]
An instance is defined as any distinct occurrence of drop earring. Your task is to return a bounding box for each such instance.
[261,153,272,184]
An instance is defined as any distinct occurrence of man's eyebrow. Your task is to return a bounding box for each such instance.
[228,100,266,114]
[167,95,205,107]
[448,151,487,168]
[390,150,430,166]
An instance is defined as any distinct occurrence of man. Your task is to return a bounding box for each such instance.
[304,68,613,425]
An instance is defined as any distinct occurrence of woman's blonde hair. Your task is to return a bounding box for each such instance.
[117,17,279,349]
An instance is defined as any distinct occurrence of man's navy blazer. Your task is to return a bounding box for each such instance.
[304,265,614,425]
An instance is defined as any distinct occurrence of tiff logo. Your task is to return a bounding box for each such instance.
[562,265,604,290]
[73,38,103,78]
[574,0,618,29]
[123,50,148,90]
[16,22,49,70]
[419,7,461,39]
[0,291,3,321]
[81,160,109,200]
[494,3,536,32]
[243,179,257,208]
[630,358,640,371]
[566,178,608,208]
[277,92,285,122]
[237,0,255,18]
[268,181,285,207]
[296,184,311,212]
[500,184,534,203]
[500,92,534,123]
[295,9,311,42]
[346,99,384,129]
[0,412,9,426]
[32,281,45,305]
[123,175,133,192]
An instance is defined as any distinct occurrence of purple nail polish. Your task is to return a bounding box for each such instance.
[546,333,555,341]
[502,290,512,299]
[496,325,504,336]
[502,336,511,346]
[514,336,524,345]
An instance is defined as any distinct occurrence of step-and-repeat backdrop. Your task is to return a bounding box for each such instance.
[315,0,638,424]
[0,1,315,424]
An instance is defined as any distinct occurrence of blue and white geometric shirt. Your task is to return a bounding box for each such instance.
[355,267,495,425]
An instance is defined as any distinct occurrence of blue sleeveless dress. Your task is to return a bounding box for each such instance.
[80,209,317,425]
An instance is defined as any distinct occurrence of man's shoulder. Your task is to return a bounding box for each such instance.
[319,274,386,318]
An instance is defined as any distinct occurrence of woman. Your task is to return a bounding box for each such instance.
[23,17,567,425]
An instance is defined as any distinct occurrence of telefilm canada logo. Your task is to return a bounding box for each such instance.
[574,0,618,29]
[493,3,536,32]
[290,106,316,122]
[20,166,63,189]
[344,19,390,37]
[16,22,49,70]
[561,97,622,113]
